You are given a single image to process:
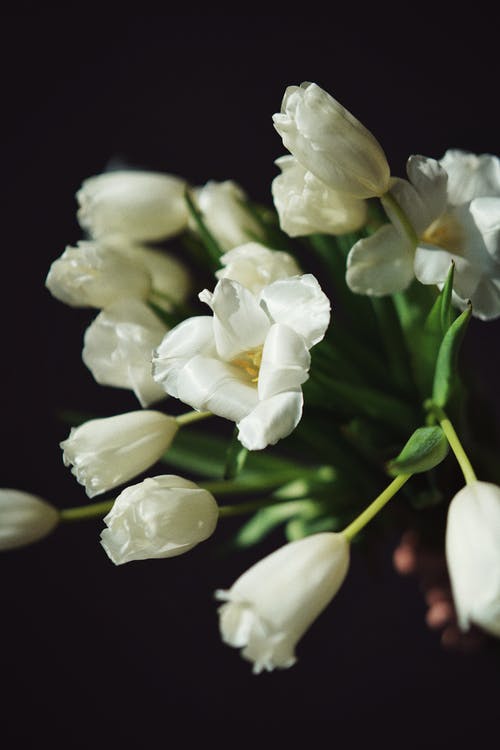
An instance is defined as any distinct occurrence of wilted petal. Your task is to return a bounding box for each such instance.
[237,389,303,450]
[346,225,415,296]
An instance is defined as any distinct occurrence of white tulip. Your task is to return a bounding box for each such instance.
[215,241,301,294]
[82,298,168,407]
[446,481,500,638]
[100,475,219,565]
[152,274,330,450]
[45,241,151,309]
[77,170,189,242]
[272,155,367,237]
[191,180,264,251]
[0,489,59,550]
[216,532,350,673]
[60,411,178,498]
[273,82,390,199]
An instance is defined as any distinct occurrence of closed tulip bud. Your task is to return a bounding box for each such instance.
[45,241,151,309]
[215,241,301,294]
[100,475,219,564]
[273,82,390,199]
[216,532,350,673]
[77,170,189,242]
[0,489,59,550]
[446,481,500,638]
[60,411,179,498]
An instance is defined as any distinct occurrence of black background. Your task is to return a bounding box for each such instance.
[2,12,499,747]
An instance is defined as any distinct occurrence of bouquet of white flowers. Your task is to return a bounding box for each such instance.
[2,81,500,674]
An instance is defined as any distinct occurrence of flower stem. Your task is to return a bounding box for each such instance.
[382,192,419,246]
[175,410,213,427]
[342,474,411,541]
[427,403,477,484]
[60,500,114,522]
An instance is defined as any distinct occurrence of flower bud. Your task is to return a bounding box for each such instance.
[216,532,349,673]
[77,170,189,242]
[0,489,59,550]
[100,475,219,564]
[82,298,168,407]
[45,241,151,309]
[446,481,500,638]
[60,411,179,498]
[191,180,264,251]
[273,82,390,198]
[272,155,367,237]
[215,241,301,294]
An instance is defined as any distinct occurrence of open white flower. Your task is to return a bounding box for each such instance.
[77,170,189,242]
[272,155,367,237]
[45,241,151,309]
[273,82,390,199]
[152,275,330,450]
[0,489,59,551]
[216,532,350,673]
[82,298,168,407]
[215,242,301,294]
[100,475,219,565]
[346,151,500,320]
[61,411,179,498]
[191,180,264,251]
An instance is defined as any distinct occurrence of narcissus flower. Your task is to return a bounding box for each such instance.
[216,532,350,673]
[446,481,500,638]
[152,274,330,450]
[215,242,301,294]
[0,489,59,550]
[100,475,219,565]
[273,82,390,199]
[61,411,179,498]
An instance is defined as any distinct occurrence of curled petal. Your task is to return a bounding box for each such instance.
[258,323,310,401]
[237,390,303,451]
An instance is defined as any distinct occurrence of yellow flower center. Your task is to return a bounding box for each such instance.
[231,346,263,383]
[422,213,464,255]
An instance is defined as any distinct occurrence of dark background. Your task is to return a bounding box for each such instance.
[2,13,499,747]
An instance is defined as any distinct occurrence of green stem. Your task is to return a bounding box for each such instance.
[342,474,411,541]
[200,466,334,497]
[175,410,213,427]
[381,192,419,245]
[60,500,114,522]
[428,404,477,484]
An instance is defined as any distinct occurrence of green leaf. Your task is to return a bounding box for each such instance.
[233,499,320,548]
[432,303,472,408]
[223,428,248,480]
[387,426,449,476]
[425,262,455,336]
[285,514,341,541]
[184,189,223,270]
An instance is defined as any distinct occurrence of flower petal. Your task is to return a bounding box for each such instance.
[469,278,500,321]
[406,155,448,227]
[258,323,310,401]
[440,150,500,205]
[346,225,414,296]
[152,316,215,398]
[468,197,500,264]
[237,390,303,450]
[414,243,481,299]
[382,177,429,236]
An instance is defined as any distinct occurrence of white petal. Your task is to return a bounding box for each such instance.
[216,241,301,294]
[346,225,414,296]
[259,274,330,348]
[152,316,215,398]
[468,197,500,263]
[406,155,448,227]
[469,278,500,321]
[382,177,429,236]
[237,390,303,450]
[414,243,481,299]
[440,150,500,205]
[258,324,310,401]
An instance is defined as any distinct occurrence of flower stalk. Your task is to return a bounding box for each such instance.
[342,473,411,541]
[427,403,477,484]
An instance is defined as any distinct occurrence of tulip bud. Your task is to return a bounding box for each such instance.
[100,475,219,564]
[0,489,59,550]
[215,241,301,294]
[45,241,151,309]
[77,170,189,242]
[272,155,367,237]
[82,298,168,407]
[60,411,179,498]
[191,180,264,251]
[446,481,500,638]
[273,82,390,199]
[216,532,350,673]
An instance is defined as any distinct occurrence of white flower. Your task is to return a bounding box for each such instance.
[0,489,59,550]
[273,82,390,199]
[446,481,500,638]
[61,411,178,498]
[82,298,168,407]
[45,241,151,309]
[77,170,189,242]
[346,150,500,320]
[191,180,264,250]
[216,532,350,673]
[272,155,367,237]
[152,275,330,450]
[215,241,301,294]
[100,475,219,565]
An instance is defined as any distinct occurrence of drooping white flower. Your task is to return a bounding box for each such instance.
[100,474,219,565]
[346,151,500,320]
[82,298,168,407]
[77,170,189,242]
[215,241,301,294]
[216,532,350,673]
[272,155,367,237]
[152,275,330,450]
[61,411,179,498]
[0,489,59,550]
[45,241,151,309]
[446,481,500,638]
[191,180,264,251]
[273,82,390,199]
